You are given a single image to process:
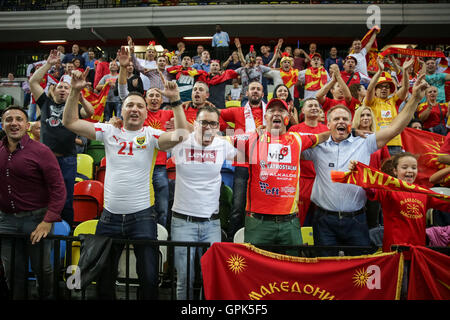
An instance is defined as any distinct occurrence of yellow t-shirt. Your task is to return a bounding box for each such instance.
[365,94,402,147]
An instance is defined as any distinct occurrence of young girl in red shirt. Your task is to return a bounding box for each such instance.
[350,152,450,253]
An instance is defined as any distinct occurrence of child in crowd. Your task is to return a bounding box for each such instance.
[349,153,450,253]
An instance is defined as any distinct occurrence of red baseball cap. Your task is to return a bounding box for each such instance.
[266,98,289,111]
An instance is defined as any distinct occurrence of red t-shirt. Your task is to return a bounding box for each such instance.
[144,109,173,165]
[340,71,361,87]
[236,131,318,215]
[288,122,329,179]
[220,105,264,167]
[321,96,360,123]
[367,189,450,255]
[417,102,449,130]
[219,106,264,133]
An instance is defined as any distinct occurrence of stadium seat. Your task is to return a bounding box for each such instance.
[69,219,99,271]
[427,187,450,225]
[301,227,314,245]
[73,180,104,225]
[52,220,71,264]
[86,140,106,167]
[76,153,94,182]
[117,223,169,284]
[96,157,106,184]
[233,227,245,243]
[225,100,241,108]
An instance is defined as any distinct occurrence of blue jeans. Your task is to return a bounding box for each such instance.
[170,214,221,300]
[27,103,37,121]
[95,207,158,299]
[57,155,76,227]
[0,209,53,299]
[104,101,122,121]
[312,206,370,257]
[152,165,169,228]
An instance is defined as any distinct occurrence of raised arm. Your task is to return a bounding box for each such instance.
[396,57,414,101]
[364,57,384,104]
[79,85,95,119]
[332,64,352,104]
[155,80,189,150]
[375,73,429,149]
[62,69,97,141]
[363,27,379,53]
[316,72,336,105]
[118,46,130,100]
[234,38,246,65]
[29,49,60,99]
[268,39,283,68]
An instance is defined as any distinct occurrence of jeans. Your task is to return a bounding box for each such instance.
[171,214,221,300]
[27,103,37,122]
[104,101,122,121]
[0,210,53,299]
[227,166,249,239]
[95,207,158,300]
[57,155,76,227]
[152,165,169,228]
[312,206,370,257]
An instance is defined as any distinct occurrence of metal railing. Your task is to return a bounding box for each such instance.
[1,232,449,300]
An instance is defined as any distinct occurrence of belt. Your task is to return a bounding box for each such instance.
[246,212,297,223]
[12,207,47,218]
[172,211,220,223]
[319,207,365,219]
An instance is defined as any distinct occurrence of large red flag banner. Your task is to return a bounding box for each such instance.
[201,243,404,300]
[408,246,450,300]
[400,127,447,188]
[81,83,111,123]
[356,26,380,74]
[330,161,450,202]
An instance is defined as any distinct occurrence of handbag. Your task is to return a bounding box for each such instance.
[430,104,448,135]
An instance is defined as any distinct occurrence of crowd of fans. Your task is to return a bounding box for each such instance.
[1,24,450,300]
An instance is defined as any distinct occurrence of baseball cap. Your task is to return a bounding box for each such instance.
[266,98,289,112]
[344,55,358,65]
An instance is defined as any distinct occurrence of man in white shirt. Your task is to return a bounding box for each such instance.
[170,104,236,300]
[348,30,378,77]
[62,63,189,300]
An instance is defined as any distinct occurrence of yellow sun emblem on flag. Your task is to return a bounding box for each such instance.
[353,268,370,288]
[227,254,247,274]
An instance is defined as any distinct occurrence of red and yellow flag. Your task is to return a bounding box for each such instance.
[81,83,111,123]
[408,246,450,300]
[201,242,404,300]
[400,127,447,188]
[280,68,299,89]
[330,161,450,202]
[356,26,380,73]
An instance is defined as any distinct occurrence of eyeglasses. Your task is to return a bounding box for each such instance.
[198,120,219,129]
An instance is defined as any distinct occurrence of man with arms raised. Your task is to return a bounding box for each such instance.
[62,65,188,300]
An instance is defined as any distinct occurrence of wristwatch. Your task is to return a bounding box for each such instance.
[169,99,182,107]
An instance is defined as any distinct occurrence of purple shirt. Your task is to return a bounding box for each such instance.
[0,134,66,222]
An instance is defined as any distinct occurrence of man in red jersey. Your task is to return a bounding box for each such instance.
[220,81,267,239]
[230,98,329,250]
[288,98,329,226]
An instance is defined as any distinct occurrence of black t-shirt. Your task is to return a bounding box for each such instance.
[36,93,80,156]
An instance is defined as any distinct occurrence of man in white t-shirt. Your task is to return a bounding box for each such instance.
[348,29,378,77]
[62,66,189,300]
[170,104,237,300]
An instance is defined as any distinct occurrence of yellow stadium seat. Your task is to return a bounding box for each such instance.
[301,227,314,246]
[70,219,99,268]
[225,100,241,108]
[77,153,94,181]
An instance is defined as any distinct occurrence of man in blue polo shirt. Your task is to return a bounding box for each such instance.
[211,24,230,63]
